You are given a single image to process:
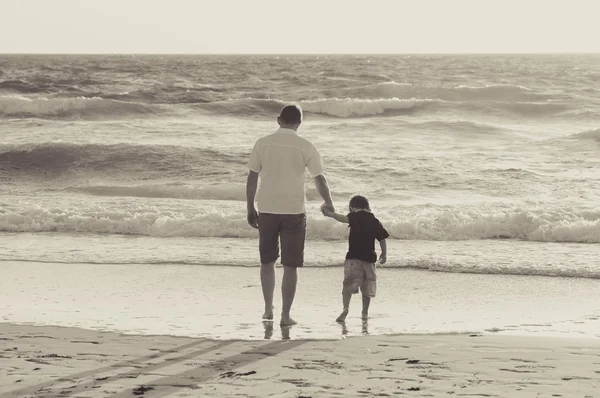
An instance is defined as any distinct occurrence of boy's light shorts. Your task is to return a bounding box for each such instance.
[342,259,377,298]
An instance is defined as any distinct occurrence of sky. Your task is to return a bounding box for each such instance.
[1,0,599,54]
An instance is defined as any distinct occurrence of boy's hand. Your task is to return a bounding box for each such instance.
[379,253,387,265]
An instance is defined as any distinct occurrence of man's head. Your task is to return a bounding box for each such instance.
[349,195,370,212]
[277,104,303,130]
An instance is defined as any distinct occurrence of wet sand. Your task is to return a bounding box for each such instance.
[3,260,600,340]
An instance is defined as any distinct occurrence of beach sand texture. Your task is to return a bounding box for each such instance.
[1,324,598,397]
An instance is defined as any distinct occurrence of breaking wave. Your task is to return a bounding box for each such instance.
[0,142,245,180]
[1,205,599,243]
[0,95,160,119]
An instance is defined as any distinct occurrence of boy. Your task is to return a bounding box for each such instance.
[322,195,389,322]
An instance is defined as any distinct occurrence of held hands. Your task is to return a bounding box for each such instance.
[321,207,335,217]
[379,253,387,265]
[320,202,335,217]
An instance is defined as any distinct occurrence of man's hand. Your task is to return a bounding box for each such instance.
[379,253,387,265]
[247,207,259,229]
[246,171,259,228]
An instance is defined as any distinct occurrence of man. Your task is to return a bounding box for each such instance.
[246,104,334,326]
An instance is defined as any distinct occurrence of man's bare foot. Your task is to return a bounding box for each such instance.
[280,317,297,326]
[263,306,274,320]
[336,309,349,323]
[263,321,274,339]
[361,312,369,320]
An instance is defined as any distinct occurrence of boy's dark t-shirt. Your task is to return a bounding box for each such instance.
[346,211,389,263]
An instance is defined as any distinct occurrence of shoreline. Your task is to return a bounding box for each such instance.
[1,323,598,397]
[2,260,600,341]
[2,320,597,342]
[3,234,600,280]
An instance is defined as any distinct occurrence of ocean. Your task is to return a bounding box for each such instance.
[1,54,599,340]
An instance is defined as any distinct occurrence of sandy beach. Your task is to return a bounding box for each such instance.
[1,323,598,397]
[2,52,600,398]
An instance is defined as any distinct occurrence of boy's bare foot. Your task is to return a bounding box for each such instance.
[336,309,349,323]
[361,312,369,320]
[263,306,274,320]
[280,317,297,326]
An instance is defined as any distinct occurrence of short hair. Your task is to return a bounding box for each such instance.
[349,195,370,210]
[279,105,303,124]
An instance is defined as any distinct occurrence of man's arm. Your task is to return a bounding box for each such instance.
[246,171,259,228]
[246,171,259,209]
[314,174,334,211]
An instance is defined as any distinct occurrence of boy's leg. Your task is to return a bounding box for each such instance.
[337,259,361,322]
[361,295,371,319]
[360,262,377,319]
[279,214,306,326]
[336,291,352,322]
[258,214,280,320]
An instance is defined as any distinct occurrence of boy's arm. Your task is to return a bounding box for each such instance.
[322,207,349,223]
[379,239,387,264]
[379,239,387,255]
[329,212,349,224]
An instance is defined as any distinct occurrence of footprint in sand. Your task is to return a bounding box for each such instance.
[499,368,536,373]
[132,385,154,396]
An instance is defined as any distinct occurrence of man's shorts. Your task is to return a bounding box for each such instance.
[258,213,306,268]
[342,259,377,298]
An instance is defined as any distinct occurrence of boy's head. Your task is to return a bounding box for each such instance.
[349,195,370,212]
[277,105,302,130]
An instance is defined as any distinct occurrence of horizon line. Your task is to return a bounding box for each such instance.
[1,52,599,56]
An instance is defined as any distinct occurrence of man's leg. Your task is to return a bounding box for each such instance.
[258,213,280,320]
[260,261,276,319]
[279,214,306,326]
[281,266,297,325]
